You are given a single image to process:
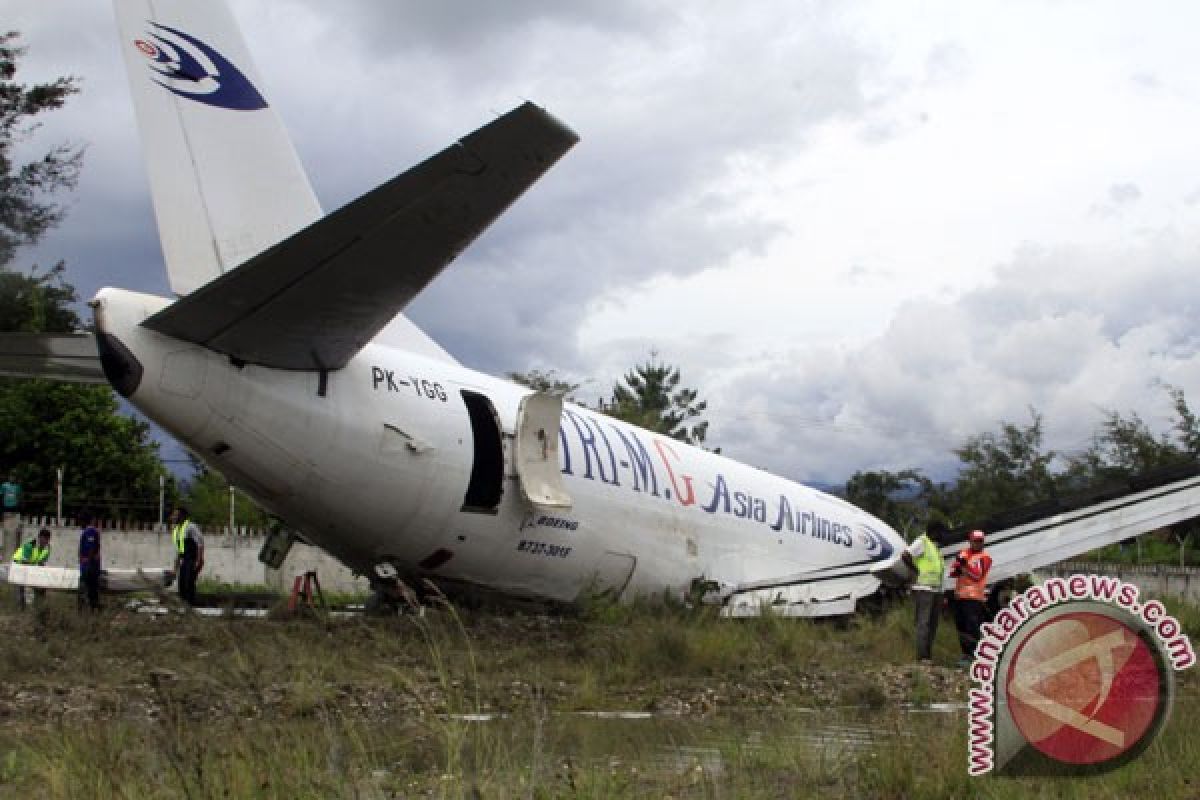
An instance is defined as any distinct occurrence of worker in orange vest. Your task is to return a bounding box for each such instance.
[950,529,992,667]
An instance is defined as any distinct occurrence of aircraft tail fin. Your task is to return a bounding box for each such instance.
[113,0,322,296]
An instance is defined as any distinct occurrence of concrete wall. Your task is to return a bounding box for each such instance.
[1034,562,1200,605]
[7,514,1199,603]
[3,515,369,594]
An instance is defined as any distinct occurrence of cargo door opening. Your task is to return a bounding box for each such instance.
[460,390,504,514]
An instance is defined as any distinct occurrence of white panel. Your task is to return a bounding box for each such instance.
[159,348,206,397]
[722,575,879,618]
[103,568,175,591]
[6,564,78,590]
[6,565,173,592]
[515,391,572,508]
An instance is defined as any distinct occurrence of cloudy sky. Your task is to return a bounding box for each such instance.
[9,0,1200,485]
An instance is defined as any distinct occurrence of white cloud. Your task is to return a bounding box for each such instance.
[9,0,1200,491]
[688,231,1200,485]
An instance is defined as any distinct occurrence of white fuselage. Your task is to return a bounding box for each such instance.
[93,288,903,606]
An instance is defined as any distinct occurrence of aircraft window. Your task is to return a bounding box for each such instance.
[460,390,503,514]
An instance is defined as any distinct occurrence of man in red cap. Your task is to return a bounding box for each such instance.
[950,529,992,667]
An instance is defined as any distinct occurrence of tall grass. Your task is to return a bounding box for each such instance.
[1,589,1197,797]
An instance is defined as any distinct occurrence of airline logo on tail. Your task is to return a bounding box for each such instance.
[133,22,266,111]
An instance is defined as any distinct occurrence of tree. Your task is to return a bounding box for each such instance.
[601,357,715,449]
[0,35,170,521]
[943,408,1059,526]
[506,368,580,399]
[0,379,171,519]
[1166,384,1200,458]
[1,34,83,335]
[0,261,81,332]
[1166,387,1200,564]
[1062,408,1185,489]
[0,32,83,267]
[843,468,935,535]
[181,456,270,530]
[1062,387,1200,565]
[0,264,172,519]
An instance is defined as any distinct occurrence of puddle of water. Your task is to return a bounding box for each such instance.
[443,704,962,723]
[572,710,657,720]
[904,701,965,713]
[443,710,662,722]
[371,705,968,791]
[430,705,960,776]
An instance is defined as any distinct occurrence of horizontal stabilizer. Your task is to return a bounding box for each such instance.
[143,102,579,370]
[0,333,106,383]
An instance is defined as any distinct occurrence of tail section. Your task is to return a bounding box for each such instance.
[114,0,321,295]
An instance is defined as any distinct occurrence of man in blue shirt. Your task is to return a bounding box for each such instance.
[78,511,101,612]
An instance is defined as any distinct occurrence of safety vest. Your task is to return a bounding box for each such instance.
[11,540,49,566]
[172,521,190,555]
[913,534,944,589]
[954,548,992,601]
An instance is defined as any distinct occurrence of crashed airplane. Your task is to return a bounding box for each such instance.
[4,0,1200,615]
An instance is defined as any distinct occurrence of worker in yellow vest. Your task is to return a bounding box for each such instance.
[901,520,947,662]
[950,529,993,667]
[11,527,51,609]
[169,506,205,606]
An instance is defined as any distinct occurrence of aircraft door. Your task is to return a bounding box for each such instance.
[514,391,572,509]
[460,390,504,514]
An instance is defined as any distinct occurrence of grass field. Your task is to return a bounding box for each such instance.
[0,591,1196,798]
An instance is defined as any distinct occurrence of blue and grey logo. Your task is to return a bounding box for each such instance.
[859,524,895,561]
[134,23,266,111]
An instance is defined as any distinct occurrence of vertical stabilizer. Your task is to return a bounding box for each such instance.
[114,0,322,295]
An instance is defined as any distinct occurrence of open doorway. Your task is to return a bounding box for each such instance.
[460,390,504,514]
